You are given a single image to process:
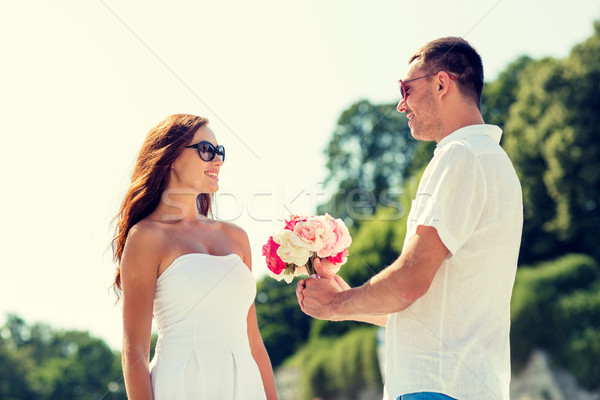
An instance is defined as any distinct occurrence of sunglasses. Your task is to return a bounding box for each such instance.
[186,140,225,162]
[398,71,457,100]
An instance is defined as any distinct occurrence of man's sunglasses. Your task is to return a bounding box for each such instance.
[398,71,457,100]
[186,141,225,162]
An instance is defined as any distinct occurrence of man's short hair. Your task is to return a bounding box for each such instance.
[410,37,484,109]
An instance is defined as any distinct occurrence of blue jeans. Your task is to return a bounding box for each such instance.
[397,393,457,400]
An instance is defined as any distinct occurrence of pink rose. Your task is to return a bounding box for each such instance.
[285,215,307,231]
[262,236,286,275]
[264,213,352,284]
[316,217,338,258]
[330,218,352,255]
[328,248,349,266]
[293,221,323,252]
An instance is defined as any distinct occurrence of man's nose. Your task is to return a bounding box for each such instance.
[397,98,407,113]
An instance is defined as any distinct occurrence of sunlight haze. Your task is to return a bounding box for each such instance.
[1,0,598,350]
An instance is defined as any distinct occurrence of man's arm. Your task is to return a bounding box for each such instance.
[298,225,448,321]
[297,274,389,326]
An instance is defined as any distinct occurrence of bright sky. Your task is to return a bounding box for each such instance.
[1,0,598,350]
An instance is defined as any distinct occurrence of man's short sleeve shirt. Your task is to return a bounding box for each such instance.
[383,124,523,400]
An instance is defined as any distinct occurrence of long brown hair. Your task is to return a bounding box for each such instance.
[111,114,211,297]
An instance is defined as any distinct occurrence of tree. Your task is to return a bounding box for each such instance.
[310,174,421,339]
[276,20,600,397]
[511,254,600,389]
[502,21,600,263]
[481,55,534,130]
[319,100,417,226]
[0,337,35,400]
[255,278,312,367]
[290,327,382,400]
[0,314,125,400]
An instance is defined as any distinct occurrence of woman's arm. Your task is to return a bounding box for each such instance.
[120,225,163,400]
[247,303,278,400]
[233,226,278,400]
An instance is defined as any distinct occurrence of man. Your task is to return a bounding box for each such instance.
[296,37,523,400]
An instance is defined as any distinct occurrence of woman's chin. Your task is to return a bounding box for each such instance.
[195,183,219,194]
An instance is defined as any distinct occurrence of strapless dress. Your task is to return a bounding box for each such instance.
[149,253,267,399]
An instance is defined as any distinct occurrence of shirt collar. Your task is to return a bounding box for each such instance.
[436,124,503,151]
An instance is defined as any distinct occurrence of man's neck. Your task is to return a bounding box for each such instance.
[437,107,485,143]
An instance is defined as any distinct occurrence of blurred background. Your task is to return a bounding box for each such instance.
[1,1,599,399]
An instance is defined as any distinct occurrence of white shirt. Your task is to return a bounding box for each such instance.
[383,124,523,400]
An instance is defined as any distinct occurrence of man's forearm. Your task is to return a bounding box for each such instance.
[331,273,414,319]
[333,312,388,327]
[331,226,448,320]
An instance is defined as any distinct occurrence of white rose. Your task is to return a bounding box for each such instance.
[268,269,295,283]
[274,230,311,266]
[282,273,295,284]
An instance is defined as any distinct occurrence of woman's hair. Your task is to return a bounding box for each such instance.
[111,114,210,297]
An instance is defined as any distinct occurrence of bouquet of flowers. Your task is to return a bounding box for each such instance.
[262,214,352,283]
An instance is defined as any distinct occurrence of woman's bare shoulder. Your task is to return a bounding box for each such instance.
[218,220,249,244]
[128,219,169,244]
[121,220,168,267]
[216,220,251,262]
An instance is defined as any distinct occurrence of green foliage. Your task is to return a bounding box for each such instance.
[502,21,600,263]
[0,314,124,400]
[341,171,421,284]
[511,254,600,389]
[339,180,415,287]
[553,284,600,389]
[404,140,435,178]
[255,277,312,367]
[319,99,416,226]
[481,55,534,130]
[280,20,600,397]
[0,337,35,400]
[289,327,382,400]
[341,210,400,287]
[308,177,422,340]
[320,21,600,264]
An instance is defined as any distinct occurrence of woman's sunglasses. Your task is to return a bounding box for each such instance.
[186,141,225,162]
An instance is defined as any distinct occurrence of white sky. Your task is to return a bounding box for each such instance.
[0,0,598,350]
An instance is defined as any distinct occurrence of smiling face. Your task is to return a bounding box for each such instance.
[397,61,444,142]
[170,125,224,193]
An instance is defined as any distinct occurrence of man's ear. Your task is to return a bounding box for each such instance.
[437,72,452,99]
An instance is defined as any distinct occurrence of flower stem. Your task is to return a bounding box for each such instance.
[305,254,317,276]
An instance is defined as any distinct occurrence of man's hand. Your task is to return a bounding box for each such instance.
[313,256,337,278]
[296,258,350,320]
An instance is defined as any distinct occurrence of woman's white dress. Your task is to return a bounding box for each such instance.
[149,253,267,399]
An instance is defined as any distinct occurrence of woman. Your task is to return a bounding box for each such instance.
[111,114,277,399]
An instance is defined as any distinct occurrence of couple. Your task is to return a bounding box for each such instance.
[111,37,522,400]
